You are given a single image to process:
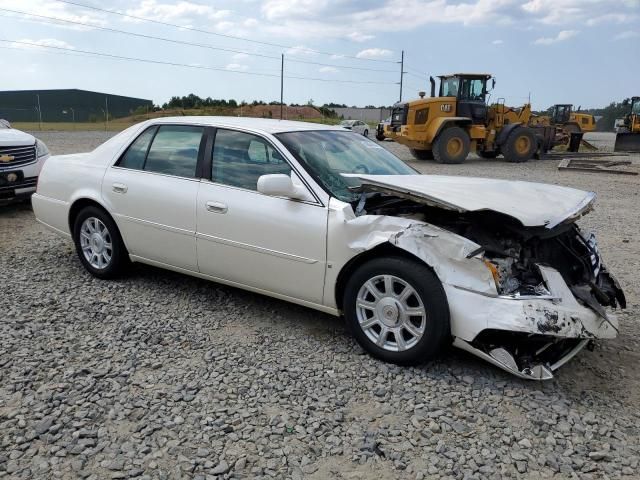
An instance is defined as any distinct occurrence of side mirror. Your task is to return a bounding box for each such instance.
[257,174,310,201]
[492,78,496,89]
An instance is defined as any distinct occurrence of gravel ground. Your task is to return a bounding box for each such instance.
[1,131,639,480]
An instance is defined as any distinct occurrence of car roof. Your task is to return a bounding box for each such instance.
[147,116,344,134]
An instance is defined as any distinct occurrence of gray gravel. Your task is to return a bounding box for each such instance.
[1,131,639,479]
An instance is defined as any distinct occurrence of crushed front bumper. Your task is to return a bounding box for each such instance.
[446,264,622,380]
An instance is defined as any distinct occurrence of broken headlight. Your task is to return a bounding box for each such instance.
[483,258,520,294]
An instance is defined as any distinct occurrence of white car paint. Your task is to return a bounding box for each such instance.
[32,116,623,380]
[0,122,50,204]
[346,174,596,228]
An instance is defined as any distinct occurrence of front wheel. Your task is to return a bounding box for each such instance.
[433,126,470,164]
[363,129,369,137]
[343,257,450,365]
[73,206,128,279]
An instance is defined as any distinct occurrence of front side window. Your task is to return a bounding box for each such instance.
[459,78,486,101]
[144,125,203,177]
[441,77,459,97]
[212,129,291,191]
[631,100,640,116]
[276,130,416,203]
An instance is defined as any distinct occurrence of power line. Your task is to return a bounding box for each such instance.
[54,0,399,64]
[0,8,399,74]
[0,39,397,85]
[405,66,429,77]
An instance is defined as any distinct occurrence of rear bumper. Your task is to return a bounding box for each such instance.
[31,193,71,236]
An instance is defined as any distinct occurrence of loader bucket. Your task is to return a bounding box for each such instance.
[614,132,640,152]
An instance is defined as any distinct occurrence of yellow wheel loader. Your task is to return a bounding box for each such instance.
[385,73,545,164]
[529,104,597,152]
[614,97,640,152]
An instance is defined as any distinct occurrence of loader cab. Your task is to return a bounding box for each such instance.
[552,104,572,124]
[438,73,491,125]
[630,97,640,116]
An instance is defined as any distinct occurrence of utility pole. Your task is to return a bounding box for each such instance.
[105,96,109,130]
[399,50,404,103]
[36,94,42,130]
[280,54,284,120]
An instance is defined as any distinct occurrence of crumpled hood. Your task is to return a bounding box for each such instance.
[350,174,596,228]
[0,128,36,147]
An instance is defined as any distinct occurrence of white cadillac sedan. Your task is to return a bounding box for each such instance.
[32,117,625,380]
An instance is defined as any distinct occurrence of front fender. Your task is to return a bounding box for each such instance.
[325,199,497,309]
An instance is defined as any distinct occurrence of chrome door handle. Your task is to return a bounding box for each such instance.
[206,201,228,214]
[112,183,128,194]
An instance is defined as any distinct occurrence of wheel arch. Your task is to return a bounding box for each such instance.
[334,242,437,312]
[430,117,473,141]
[495,122,523,146]
[68,198,130,254]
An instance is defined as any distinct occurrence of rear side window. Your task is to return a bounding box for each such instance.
[118,127,156,170]
[144,125,203,178]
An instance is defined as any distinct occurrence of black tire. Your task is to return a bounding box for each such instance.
[363,129,369,137]
[478,150,498,159]
[73,206,128,279]
[410,148,434,160]
[432,126,470,164]
[502,127,537,163]
[376,133,385,141]
[343,257,450,366]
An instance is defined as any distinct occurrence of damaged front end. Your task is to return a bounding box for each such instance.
[352,188,626,380]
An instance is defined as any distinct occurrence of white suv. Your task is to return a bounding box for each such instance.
[0,120,50,205]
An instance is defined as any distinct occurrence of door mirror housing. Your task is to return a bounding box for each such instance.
[257,174,310,201]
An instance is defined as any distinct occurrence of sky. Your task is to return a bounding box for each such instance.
[0,0,638,110]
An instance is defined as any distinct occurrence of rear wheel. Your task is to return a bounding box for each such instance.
[73,206,128,279]
[502,127,536,163]
[410,148,434,160]
[433,127,470,164]
[343,257,450,365]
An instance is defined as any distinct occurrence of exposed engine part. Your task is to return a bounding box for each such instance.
[359,194,626,312]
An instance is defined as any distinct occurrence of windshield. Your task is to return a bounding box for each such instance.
[340,120,356,126]
[0,119,10,129]
[632,100,640,115]
[275,130,417,202]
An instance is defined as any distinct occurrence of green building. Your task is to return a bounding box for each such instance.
[0,89,152,122]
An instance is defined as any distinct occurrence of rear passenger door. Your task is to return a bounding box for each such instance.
[196,128,328,305]
[102,124,205,271]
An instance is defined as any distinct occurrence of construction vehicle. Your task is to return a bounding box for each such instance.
[529,104,597,152]
[385,73,544,163]
[538,104,596,133]
[614,96,640,152]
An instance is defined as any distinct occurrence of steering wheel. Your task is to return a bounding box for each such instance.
[353,163,370,174]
